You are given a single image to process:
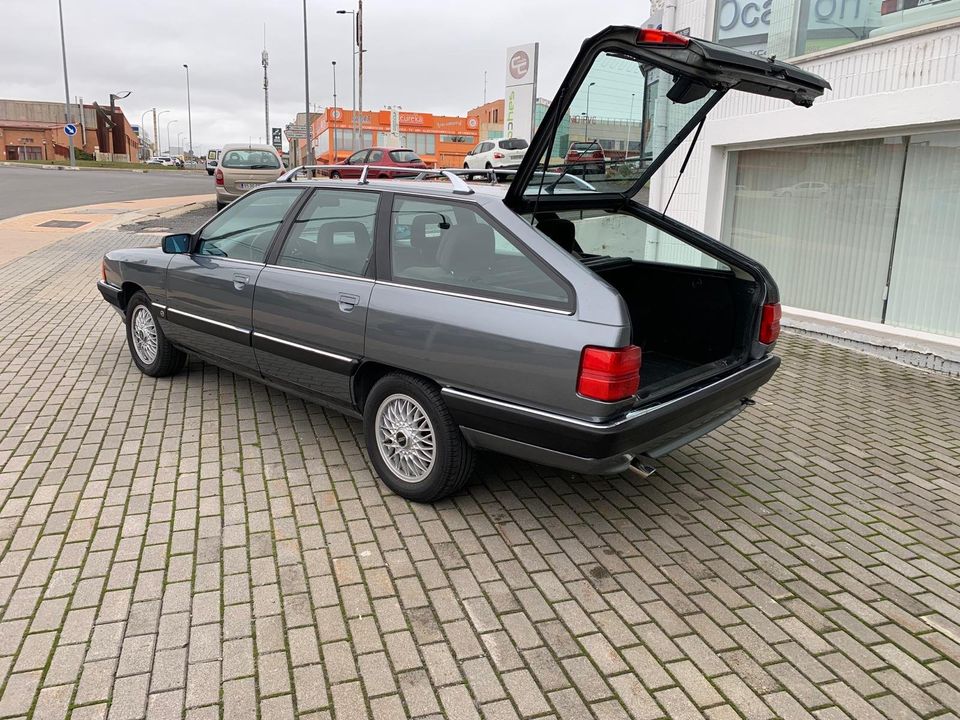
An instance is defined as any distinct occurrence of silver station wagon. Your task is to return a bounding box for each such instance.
[98,27,828,501]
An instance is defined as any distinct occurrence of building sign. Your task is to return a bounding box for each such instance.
[504,42,539,142]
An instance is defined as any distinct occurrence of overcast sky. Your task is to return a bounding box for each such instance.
[0,0,650,154]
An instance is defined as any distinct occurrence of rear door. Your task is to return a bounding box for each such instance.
[252,187,380,407]
[162,188,305,373]
[505,26,829,209]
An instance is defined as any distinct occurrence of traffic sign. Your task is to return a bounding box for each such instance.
[271,127,282,150]
[64,123,78,137]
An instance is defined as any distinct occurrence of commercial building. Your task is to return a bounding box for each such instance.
[639,0,960,341]
[0,99,141,162]
[301,108,479,168]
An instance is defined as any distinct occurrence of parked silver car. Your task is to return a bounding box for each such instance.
[98,27,828,501]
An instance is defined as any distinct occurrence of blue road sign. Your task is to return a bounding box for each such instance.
[64,124,78,136]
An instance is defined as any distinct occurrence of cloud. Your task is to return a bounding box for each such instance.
[0,0,649,153]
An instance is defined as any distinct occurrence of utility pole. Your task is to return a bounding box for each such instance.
[332,61,338,160]
[335,9,358,152]
[57,0,75,166]
[152,109,159,157]
[357,0,363,137]
[262,27,270,147]
[302,0,312,166]
[183,64,193,157]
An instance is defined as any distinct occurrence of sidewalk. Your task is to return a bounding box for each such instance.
[0,194,213,267]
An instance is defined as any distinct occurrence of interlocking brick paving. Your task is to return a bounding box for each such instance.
[0,227,959,719]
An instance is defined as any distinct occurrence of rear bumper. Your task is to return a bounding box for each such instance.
[97,280,124,315]
[443,355,780,474]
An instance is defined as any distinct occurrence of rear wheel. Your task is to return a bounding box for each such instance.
[364,373,475,502]
[330,170,341,179]
[216,200,227,211]
[125,292,186,377]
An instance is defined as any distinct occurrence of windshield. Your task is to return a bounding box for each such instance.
[499,138,528,150]
[522,49,718,202]
[389,150,421,163]
[221,149,281,169]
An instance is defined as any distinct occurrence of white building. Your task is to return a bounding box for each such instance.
[645,0,960,350]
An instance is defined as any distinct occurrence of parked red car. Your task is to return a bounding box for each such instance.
[329,147,428,179]
[565,141,606,176]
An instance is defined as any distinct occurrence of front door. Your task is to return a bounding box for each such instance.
[252,187,380,406]
[162,188,305,373]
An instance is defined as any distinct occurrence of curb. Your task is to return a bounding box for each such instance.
[1,161,201,174]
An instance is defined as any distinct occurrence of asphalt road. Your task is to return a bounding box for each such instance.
[0,164,213,219]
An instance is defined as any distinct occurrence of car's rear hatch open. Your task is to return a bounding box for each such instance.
[504,26,829,209]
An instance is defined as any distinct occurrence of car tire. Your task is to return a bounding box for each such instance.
[330,170,341,179]
[364,373,475,502]
[125,291,186,378]
[216,200,227,211]
[206,169,214,176]
[463,163,473,181]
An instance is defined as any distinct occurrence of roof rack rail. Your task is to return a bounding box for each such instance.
[278,164,482,194]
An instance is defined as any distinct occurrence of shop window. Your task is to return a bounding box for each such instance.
[723,130,960,337]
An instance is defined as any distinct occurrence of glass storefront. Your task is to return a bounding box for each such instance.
[723,130,960,336]
[715,0,960,57]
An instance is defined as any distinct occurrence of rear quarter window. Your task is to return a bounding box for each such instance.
[389,150,421,163]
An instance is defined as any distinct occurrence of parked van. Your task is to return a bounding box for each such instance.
[205,149,221,176]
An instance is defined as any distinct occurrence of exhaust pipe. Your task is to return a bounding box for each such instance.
[627,457,657,479]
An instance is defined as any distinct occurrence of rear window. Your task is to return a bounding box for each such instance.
[207,150,218,160]
[569,143,595,152]
[389,150,421,163]
[499,138,528,150]
[221,149,281,169]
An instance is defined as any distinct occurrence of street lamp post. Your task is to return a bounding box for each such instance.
[302,0,313,166]
[177,132,184,154]
[625,92,635,160]
[57,0,75,167]
[166,119,178,155]
[332,61,338,161]
[109,91,132,155]
[156,110,169,157]
[183,64,193,157]
[584,82,596,141]
[335,9,357,152]
[140,109,153,160]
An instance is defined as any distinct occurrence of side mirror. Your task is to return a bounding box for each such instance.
[161,233,192,254]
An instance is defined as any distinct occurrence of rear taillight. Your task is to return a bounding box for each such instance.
[215,168,224,186]
[593,151,603,158]
[880,0,899,13]
[637,28,690,46]
[759,302,782,344]
[494,152,505,159]
[577,345,642,402]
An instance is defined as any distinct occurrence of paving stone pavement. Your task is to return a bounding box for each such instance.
[1,227,960,720]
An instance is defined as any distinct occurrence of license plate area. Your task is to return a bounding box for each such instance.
[237,182,261,190]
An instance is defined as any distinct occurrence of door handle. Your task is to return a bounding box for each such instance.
[338,293,361,312]
[233,273,250,290]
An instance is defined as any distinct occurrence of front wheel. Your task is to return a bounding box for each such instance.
[125,292,186,377]
[364,374,475,502]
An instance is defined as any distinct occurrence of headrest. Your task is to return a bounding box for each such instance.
[437,224,495,275]
[410,215,441,250]
[317,220,371,249]
[536,218,577,253]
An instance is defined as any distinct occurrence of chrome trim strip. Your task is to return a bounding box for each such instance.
[152,302,167,311]
[264,265,375,283]
[443,359,773,431]
[376,281,572,315]
[98,279,121,290]
[166,307,250,335]
[252,332,353,363]
[189,255,265,268]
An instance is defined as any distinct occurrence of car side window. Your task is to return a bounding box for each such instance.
[275,189,379,276]
[346,150,366,165]
[390,196,570,309]
[197,189,303,263]
[367,149,383,163]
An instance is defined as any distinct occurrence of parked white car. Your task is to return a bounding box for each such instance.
[773,181,830,198]
[147,156,177,167]
[463,138,528,173]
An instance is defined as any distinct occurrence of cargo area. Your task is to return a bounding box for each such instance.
[583,256,760,400]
